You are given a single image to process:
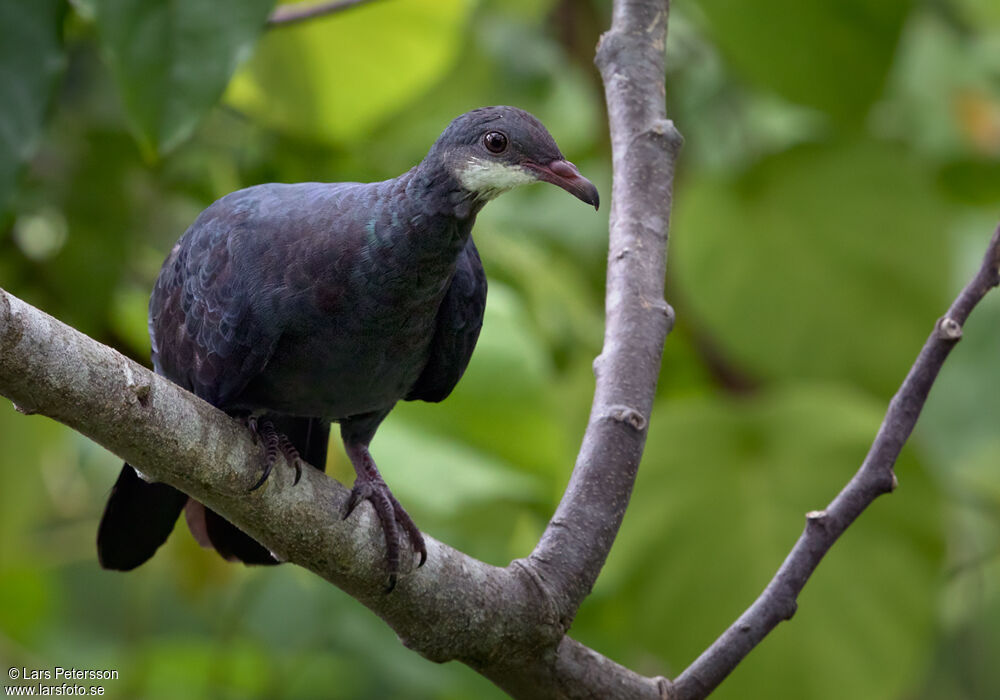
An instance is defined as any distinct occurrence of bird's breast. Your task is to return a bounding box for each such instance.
[238,320,435,418]
[235,268,452,419]
[160,179,472,419]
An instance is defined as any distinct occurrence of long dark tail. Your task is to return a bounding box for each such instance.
[97,416,329,570]
[97,464,188,570]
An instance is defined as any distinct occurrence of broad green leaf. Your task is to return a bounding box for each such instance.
[392,283,574,478]
[92,0,275,156]
[955,0,1000,26]
[673,140,950,396]
[915,224,1000,645]
[919,228,1000,474]
[226,0,472,144]
[875,12,1000,163]
[938,159,1000,205]
[696,0,912,124]
[474,221,605,363]
[576,385,943,700]
[0,0,64,216]
[369,420,544,518]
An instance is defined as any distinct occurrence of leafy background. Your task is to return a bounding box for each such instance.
[1,0,999,698]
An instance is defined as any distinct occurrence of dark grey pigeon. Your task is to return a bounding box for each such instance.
[97,106,599,589]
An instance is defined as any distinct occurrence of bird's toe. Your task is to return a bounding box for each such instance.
[245,418,303,491]
[343,477,425,590]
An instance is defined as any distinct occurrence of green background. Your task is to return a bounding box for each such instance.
[2,0,1000,697]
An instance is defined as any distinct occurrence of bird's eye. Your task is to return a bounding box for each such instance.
[483,131,508,154]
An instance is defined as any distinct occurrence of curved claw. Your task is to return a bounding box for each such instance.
[343,484,365,520]
[342,467,426,592]
[389,493,426,568]
[245,416,260,443]
[248,462,273,492]
[244,418,303,492]
[276,433,303,485]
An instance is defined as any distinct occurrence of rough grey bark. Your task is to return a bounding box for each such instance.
[0,285,663,699]
[0,2,678,696]
[526,0,680,634]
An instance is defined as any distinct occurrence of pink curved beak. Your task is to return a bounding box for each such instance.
[525,159,600,210]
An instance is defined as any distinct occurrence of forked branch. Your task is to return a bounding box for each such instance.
[3,0,996,697]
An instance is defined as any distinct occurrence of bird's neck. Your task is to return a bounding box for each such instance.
[408,153,487,223]
[349,163,478,292]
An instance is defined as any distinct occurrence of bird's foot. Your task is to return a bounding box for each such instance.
[244,417,303,490]
[342,443,426,592]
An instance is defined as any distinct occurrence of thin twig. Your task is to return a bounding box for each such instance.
[670,224,1000,699]
[267,0,384,27]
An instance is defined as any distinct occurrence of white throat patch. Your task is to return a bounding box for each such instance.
[455,157,536,200]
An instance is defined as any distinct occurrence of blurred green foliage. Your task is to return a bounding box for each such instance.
[1,0,999,698]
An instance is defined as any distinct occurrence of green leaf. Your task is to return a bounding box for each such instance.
[226,0,472,144]
[938,159,1000,205]
[696,0,913,124]
[873,12,1000,162]
[391,283,574,478]
[576,385,943,700]
[918,221,1000,511]
[920,279,1000,472]
[673,140,951,396]
[0,0,64,216]
[92,0,275,156]
[370,420,544,518]
[955,0,1000,26]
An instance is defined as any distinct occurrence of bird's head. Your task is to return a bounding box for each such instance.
[427,106,599,211]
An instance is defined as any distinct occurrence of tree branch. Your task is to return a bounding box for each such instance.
[0,285,665,699]
[0,0,678,695]
[267,0,383,27]
[526,0,681,626]
[10,0,985,695]
[670,224,1000,699]
[2,0,678,696]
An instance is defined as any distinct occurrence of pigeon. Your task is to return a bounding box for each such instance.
[97,106,599,589]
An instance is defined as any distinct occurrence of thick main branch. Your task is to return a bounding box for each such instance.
[4,0,993,694]
[1,0,679,697]
[0,286,665,698]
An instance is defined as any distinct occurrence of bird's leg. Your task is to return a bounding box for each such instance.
[342,441,427,592]
[241,417,303,491]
